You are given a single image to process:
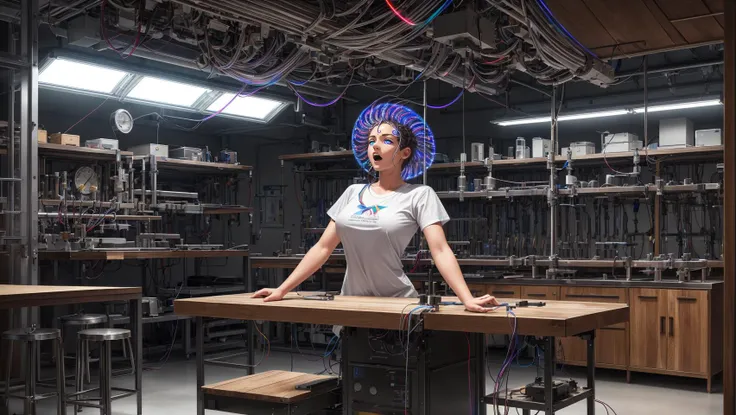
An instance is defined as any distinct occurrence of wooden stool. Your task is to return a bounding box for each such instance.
[202,370,340,415]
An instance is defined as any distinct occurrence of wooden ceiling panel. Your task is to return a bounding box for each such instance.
[701,0,726,28]
[544,0,619,57]
[582,0,677,53]
[655,0,724,43]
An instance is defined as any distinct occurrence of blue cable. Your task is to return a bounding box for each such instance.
[535,0,598,58]
[323,335,339,357]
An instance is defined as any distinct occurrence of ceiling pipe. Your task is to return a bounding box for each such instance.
[614,59,723,79]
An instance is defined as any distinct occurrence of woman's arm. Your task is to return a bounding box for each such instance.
[252,220,341,302]
[423,223,500,312]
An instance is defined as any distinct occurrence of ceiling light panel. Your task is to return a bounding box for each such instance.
[39,58,129,94]
[126,76,210,107]
[633,99,722,113]
[207,93,287,121]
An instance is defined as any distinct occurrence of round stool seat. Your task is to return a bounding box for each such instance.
[59,313,108,326]
[2,327,60,342]
[78,328,130,342]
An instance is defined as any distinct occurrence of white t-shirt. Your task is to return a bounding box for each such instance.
[327,183,450,298]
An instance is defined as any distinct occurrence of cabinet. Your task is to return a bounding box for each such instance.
[558,287,628,369]
[467,284,520,299]
[520,286,560,300]
[630,287,720,392]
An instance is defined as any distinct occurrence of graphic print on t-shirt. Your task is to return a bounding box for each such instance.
[354,202,387,216]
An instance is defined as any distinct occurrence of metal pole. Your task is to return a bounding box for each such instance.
[196,317,205,415]
[19,0,39,295]
[549,86,558,259]
[7,23,15,245]
[644,56,649,147]
[423,80,427,186]
[150,154,158,206]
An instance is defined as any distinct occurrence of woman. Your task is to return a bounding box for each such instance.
[253,103,499,312]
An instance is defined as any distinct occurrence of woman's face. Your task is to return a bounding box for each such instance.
[367,123,411,174]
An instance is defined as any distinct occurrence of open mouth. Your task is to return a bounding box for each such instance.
[373,154,383,161]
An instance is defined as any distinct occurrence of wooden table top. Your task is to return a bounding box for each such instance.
[0,284,142,309]
[203,370,338,404]
[39,249,249,261]
[175,293,629,337]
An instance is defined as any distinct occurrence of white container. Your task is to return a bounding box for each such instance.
[85,138,119,150]
[532,138,552,158]
[570,141,596,156]
[602,140,643,153]
[129,144,169,157]
[659,118,694,148]
[695,129,722,147]
[470,143,484,162]
[603,132,639,147]
[560,147,569,157]
[170,146,204,161]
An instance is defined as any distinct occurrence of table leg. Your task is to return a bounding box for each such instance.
[475,333,487,415]
[586,331,596,415]
[196,317,204,415]
[184,318,191,359]
[247,321,255,376]
[129,298,142,415]
[340,329,350,415]
[544,336,554,415]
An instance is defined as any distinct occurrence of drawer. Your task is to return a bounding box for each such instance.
[466,284,520,299]
[521,286,560,300]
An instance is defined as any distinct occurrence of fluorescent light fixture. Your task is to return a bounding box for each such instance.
[207,94,287,121]
[633,99,722,113]
[495,98,723,126]
[39,58,129,94]
[127,76,209,107]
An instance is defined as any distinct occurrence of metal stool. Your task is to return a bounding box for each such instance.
[69,329,136,415]
[2,326,66,415]
[58,313,108,385]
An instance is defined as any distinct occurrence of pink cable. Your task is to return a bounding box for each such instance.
[385,0,416,26]
[100,0,142,59]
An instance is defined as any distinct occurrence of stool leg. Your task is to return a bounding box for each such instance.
[75,340,82,414]
[4,340,12,408]
[84,341,91,385]
[125,339,134,376]
[56,338,66,415]
[26,341,37,415]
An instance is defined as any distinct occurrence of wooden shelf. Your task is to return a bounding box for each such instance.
[154,157,252,174]
[38,143,133,161]
[202,206,254,215]
[279,150,353,162]
[39,249,250,261]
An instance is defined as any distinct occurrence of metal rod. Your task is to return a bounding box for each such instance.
[586,332,596,415]
[644,56,649,147]
[7,22,15,244]
[549,85,558,259]
[196,317,204,415]
[150,155,158,206]
[423,79,427,186]
[670,12,724,23]
[613,59,723,78]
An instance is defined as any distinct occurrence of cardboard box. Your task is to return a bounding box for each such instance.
[38,129,47,143]
[49,133,80,146]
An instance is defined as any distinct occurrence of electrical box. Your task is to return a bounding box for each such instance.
[219,149,238,164]
[129,143,169,157]
[470,143,484,162]
[602,140,642,153]
[569,141,596,156]
[532,138,552,158]
[659,118,694,148]
[695,129,722,147]
[85,138,119,150]
[170,146,204,161]
[433,8,496,50]
[49,133,80,146]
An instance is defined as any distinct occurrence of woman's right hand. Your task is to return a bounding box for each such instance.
[252,288,286,302]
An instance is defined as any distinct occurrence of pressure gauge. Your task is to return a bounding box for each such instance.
[74,166,99,195]
[111,109,134,134]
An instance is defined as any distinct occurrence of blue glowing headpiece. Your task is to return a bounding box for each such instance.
[352,103,436,180]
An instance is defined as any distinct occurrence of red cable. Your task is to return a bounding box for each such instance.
[484,56,508,65]
[100,0,142,59]
[385,0,416,26]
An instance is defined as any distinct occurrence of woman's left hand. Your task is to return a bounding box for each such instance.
[463,295,501,313]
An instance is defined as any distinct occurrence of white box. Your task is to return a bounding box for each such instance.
[129,144,169,157]
[570,141,596,156]
[532,138,552,158]
[659,118,694,148]
[85,138,119,150]
[470,143,484,162]
[560,147,569,157]
[603,132,638,147]
[602,140,642,153]
[695,129,722,147]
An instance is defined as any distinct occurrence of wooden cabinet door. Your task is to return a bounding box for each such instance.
[629,288,667,370]
[520,286,560,301]
[667,290,709,375]
[467,284,488,297]
[485,284,520,300]
[558,287,628,368]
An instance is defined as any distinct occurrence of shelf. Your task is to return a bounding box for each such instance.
[112,313,192,325]
[38,143,133,161]
[436,183,721,199]
[38,212,160,221]
[483,386,593,412]
[40,200,136,209]
[39,249,250,261]
[202,206,254,215]
[279,150,353,162]
[154,157,252,174]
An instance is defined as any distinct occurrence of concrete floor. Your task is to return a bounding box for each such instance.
[9,350,723,415]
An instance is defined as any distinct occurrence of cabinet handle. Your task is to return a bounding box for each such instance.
[491,291,515,295]
[527,293,547,298]
[676,297,697,303]
[566,294,620,300]
[669,317,674,337]
[638,295,657,300]
[660,317,665,335]
[599,326,625,332]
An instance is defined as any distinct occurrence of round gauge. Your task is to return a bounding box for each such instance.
[74,166,99,195]
[111,109,134,134]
